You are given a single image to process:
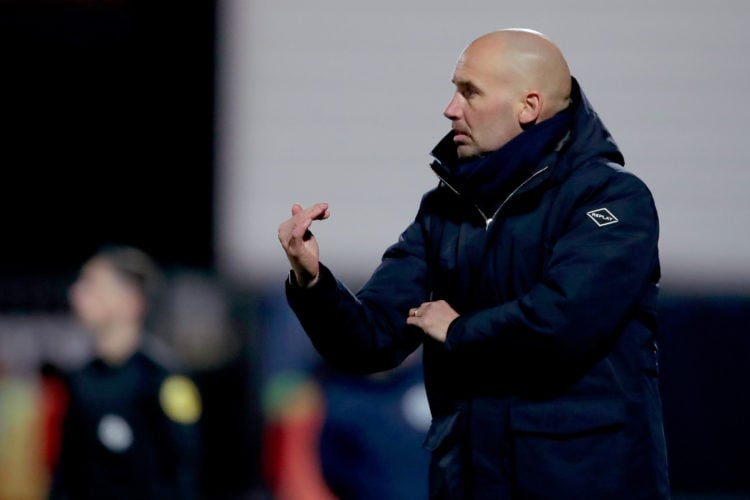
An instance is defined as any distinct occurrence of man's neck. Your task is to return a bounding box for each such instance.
[94,323,142,366]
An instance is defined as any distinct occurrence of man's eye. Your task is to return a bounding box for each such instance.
[462,88,477,98]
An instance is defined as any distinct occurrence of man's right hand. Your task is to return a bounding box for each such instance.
[278,203,330,288]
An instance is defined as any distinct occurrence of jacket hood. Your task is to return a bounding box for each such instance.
[563,77,624,168]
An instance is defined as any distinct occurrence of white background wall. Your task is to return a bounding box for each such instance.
[215,0,750,292]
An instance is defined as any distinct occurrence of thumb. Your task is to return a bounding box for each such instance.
[291,203,303,216]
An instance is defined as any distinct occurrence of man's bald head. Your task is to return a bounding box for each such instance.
[464,29,571,119]
[444,29,573,159]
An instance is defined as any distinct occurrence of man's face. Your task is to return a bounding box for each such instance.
[443,45,525,160]
[69,258,140,332]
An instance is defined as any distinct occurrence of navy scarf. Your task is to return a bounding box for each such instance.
[431,107,573,217]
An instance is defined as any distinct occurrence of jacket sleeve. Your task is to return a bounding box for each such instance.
[286,208,431,374]
[444,167,660,371]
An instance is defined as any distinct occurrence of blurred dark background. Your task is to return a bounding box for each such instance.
[0,1,748,499]
[0,2,268,499]
[1,0,214,310]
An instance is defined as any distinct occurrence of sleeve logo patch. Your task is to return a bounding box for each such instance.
[586,208,619,227]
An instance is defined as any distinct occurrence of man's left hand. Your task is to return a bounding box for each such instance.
[407,300,459,343]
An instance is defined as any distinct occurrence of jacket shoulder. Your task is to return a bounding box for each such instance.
[561,159,655,204]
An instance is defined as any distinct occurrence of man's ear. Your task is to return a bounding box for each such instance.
[519,92,542,127]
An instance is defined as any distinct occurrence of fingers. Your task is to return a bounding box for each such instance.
[278,203,331,289]
[410,302,432,315]
[291,216,313,240]
[280,203,330,241]
[289,203,329,227]
[405,301,458,344]
[311,202,330,221]
[296,202,329,218]
[406,303,428,326]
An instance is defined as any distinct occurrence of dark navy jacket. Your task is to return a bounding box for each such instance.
[50,349,200,500]
[287,79,670,499]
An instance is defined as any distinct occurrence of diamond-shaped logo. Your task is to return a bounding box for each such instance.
[586,208,619,227]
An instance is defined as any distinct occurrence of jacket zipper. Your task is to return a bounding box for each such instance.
[485,165,550,228]
[433,164,550,230]
[431,172,492,225]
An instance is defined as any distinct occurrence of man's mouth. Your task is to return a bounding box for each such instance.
[453,131,470,143]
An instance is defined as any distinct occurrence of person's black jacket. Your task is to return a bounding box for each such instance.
[49,349,201,500]
[287,78,670,498]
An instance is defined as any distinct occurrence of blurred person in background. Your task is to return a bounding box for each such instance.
[279,29,668,498]
[156,271,267,499]
[49,245,202,500]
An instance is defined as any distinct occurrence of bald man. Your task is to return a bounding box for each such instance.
[279,30,669,498]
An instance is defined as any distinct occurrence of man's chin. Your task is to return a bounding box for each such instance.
[456,145,480,161]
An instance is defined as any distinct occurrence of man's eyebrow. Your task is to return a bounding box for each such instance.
[452,78,480,92]
[452,77,471,86]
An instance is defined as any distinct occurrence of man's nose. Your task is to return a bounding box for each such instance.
[443,93,461,120]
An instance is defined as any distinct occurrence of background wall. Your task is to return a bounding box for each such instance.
[1,1,215,310]
[216,0,750,292]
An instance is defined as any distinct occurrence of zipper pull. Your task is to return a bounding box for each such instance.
[485,218,493,229]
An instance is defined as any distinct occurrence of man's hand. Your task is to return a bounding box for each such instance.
[407,300,459,343]
[278,203,330,288]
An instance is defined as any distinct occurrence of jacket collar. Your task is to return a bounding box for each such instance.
[430,98,573,217]
[429,78,623,217]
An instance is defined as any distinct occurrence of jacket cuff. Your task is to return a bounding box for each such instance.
[285,263,338,308]
[443,314,466,352]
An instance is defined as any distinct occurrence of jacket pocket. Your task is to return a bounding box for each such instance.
[510,399,628,499]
